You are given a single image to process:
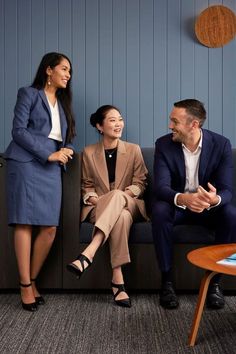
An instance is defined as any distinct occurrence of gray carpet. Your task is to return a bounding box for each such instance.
[0,292,236,353]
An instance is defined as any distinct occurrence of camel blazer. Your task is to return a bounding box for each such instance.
[81,140,148,222]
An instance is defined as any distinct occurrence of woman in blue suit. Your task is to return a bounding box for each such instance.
[4,52,76,311]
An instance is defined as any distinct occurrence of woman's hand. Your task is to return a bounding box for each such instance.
[125,189,135,198]
[60,148,74,157]
[48,148,73,164]
[88,196,98,205]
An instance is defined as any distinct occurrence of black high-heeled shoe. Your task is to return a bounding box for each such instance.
[31,278,45,305]
[66,254,92,279]
[111,282,131,308]
[19,282,37,312]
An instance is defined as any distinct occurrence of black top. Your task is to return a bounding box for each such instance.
[104,148,117,183]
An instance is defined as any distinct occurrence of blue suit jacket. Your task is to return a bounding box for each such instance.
[153,129,233,206]
[4,86,73,164]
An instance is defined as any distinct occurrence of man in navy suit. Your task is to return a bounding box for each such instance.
[152,99,236,309]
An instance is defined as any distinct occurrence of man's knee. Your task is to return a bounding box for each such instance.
[219,204,236,225]
[152,201,174,225]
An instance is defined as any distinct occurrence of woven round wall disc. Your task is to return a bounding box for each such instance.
[195,5,236,48]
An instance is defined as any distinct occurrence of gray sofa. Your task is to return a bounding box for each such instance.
[1,148,236,290]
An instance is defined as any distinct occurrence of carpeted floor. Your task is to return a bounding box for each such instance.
[0,292,236,353]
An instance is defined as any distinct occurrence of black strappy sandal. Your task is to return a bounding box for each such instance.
[111,282,131,308]
[66,254,92,279]
[19,282,37,312]
[31,278,45,305]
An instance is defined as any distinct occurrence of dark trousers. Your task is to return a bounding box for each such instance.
[152,201,236,273]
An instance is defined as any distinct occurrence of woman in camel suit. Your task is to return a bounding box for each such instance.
[67,105,148,307]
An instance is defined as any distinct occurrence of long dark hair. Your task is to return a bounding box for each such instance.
[31,52,76,142]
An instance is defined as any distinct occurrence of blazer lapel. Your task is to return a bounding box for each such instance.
[93,141,110,192]
[199,129,214,184]
[39,90,51,121]
[175,143,186,189]
[115,140,129,189]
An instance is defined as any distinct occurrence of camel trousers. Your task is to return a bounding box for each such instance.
[88,189,141,268]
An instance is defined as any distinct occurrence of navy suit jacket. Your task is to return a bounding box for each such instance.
[4,86,73,164]
[153,129,233,207]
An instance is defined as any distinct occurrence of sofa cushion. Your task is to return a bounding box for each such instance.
[80,221,215,244]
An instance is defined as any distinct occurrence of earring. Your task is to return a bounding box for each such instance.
[47,76,51,86]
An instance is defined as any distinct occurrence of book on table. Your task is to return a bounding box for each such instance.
[217,253,236,266]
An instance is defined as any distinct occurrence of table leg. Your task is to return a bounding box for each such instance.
[188,270,217,346]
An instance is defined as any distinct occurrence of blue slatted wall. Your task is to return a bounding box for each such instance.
[0,0,236,151]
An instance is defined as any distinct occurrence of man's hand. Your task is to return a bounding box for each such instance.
[197,183,219,206]
[177,193,210,213]
[177,182,219,213]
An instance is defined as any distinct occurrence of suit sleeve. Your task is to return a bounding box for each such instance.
[126,145,148,198]
[81,149,98,203]
[153,139,177,203]
[212,139,233,206]
[11,88,53,164]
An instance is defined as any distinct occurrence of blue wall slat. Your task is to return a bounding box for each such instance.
[153,0,168,139]
[112,0,127,139]
[222,40,236,143]
[223,0,236,143]
[139,0,154,147]
[4,0,18,146]
[167,0,181,111]
[194,0,209,129]
[208,0,223,129]
[85,0,99,146]
[31,0,45,76]
[58,0,72,55]
[17,1,32,88]
[180,0,195,99]
[99,0,113,106]
[72,0,85,150]
[126,0,140,144]
[0,0,4,151]
[45,0,59,52]
[208,49,223,133]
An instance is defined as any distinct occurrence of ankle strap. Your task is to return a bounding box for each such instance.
[77,254,92,269]
[111,282,126,298]
[31,278,37,282]
[19,282,32,287]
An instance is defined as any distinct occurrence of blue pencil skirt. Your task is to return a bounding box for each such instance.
[6,158,62,226]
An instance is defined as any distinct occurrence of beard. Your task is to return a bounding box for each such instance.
[171,131,183,143]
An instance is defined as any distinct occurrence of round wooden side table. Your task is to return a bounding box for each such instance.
[187,243,236,346]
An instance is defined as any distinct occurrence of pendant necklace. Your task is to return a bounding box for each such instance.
[105,148,117,158]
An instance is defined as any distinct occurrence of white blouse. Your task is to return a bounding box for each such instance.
[47,100,63,142]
